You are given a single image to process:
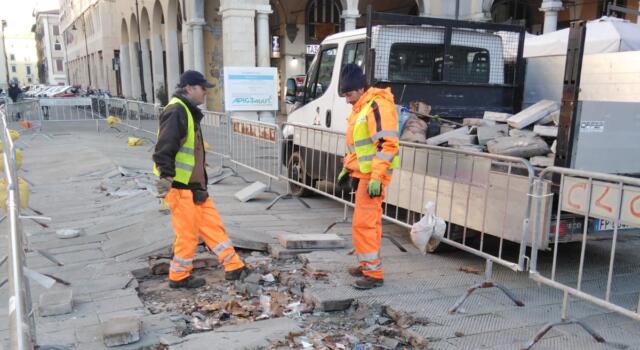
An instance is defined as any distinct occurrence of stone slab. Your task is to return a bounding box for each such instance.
[533,124,558,138]
[277,233,345,249]
[268,243,316,260]
[538,110,560,125]
[234,181,267,202]
[509,129,536,138]
[304,287,354,312]
[101,315,141,347]
[530,155,555,167]
[426,126,469,146]
[39,288,73,317]
[226,227,272,251]
[507,100,559,129]
[446,134,478,146]
[477,124,509,146]
[171,318,302,350]
[551,140,557,154]
[463,118,495,127]
[483,111,512,122]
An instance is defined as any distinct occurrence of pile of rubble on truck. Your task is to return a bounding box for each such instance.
[401,100,559,167]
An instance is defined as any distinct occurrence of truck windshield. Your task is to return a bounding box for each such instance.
[389,43,490,84]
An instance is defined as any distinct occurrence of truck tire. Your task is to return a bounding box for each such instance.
[287,151,313,197]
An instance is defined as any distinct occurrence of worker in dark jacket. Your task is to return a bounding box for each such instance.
[153,70,247,289]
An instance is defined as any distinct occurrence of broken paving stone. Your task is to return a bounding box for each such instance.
[234,181,267,202]
[509,129,536,138]
[268,243,315,260]
[304,288,353,312]
[39,288,73,316]
[446,134,478,146]
[538,110,560,125]
[551,140,557,154]
[101,316,141,347]
[149,253,218,275]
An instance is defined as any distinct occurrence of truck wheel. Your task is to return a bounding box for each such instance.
[287,151,313,197]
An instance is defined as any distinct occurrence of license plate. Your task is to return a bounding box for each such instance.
[594,219,631,232]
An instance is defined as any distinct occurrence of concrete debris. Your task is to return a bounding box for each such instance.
[101,315,142,347]
[477,124,509,146]
[234,181,267,202]
[426,126,469,146]
[55,228,82,239]
[38,288,73,316]
[530,155,556,167]
[483,111,512,122]
[463,118,495,127]
[507,99,559,129]
[277,233,345,249]
[533,124,558,138]
[509,128,536,138]
[538,110,560,125]
[446,134,478,146]
[487,136,550,158]
[551,140,557,154]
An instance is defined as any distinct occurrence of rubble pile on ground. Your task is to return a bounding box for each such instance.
[137,250,430,349]
[401,100,560,167]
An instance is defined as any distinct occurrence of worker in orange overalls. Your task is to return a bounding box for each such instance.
[336,64,400,290]
[153,70,247,289]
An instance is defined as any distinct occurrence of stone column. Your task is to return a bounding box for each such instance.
[342,9,359,31]
[256,5,273,122]
[540,0,564,34]
[165,20,181,93]
[150,33,165,100]
[141,38,153,102]
[256,6,272,68]
[129,40,141,98]
[120,43,132,97]
[220,0,258,119]
[191,0,206,73]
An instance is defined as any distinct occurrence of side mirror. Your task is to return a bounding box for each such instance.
[286,78,297,97]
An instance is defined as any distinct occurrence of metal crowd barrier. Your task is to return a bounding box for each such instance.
[524,166,640,349]
[201,111,232,177]
[0,106,35,350]
[228,117,281,181]
[281,122,537,311]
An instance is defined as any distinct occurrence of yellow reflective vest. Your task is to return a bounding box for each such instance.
[350,99,400,174]
[153,97,196,185]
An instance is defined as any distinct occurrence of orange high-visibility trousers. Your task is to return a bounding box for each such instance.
[352,178,384,279]
[165,188,244,281]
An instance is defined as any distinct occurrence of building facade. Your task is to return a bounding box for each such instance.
[0,20,9,91]
[35,10,67,85]
[58,0,640,111]
[5,32,39,87]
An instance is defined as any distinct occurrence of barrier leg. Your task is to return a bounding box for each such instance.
[448,260,524,314]
[521,319,605,350]
[324,203,351,233]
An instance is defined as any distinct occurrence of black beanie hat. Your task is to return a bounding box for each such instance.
[339,63,366,95]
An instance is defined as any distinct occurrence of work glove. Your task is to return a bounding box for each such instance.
[367,179,382,197]
[336,168,351,192]
[155,177,172,198]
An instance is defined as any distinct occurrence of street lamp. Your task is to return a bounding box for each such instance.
[135,0,147,102]
[72,13,91,89]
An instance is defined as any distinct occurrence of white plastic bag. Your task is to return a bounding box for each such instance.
[410,202,446,254]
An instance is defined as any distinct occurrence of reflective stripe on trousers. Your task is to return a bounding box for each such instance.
[352,178,384,279]
[164,188,245,281]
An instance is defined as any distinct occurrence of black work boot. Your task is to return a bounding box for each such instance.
[348,266,364,277]
[353,276,384,290]
[225,266,248,281]
[169,276,205,289]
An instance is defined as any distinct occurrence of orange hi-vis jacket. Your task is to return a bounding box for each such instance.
[344,87,399,185]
